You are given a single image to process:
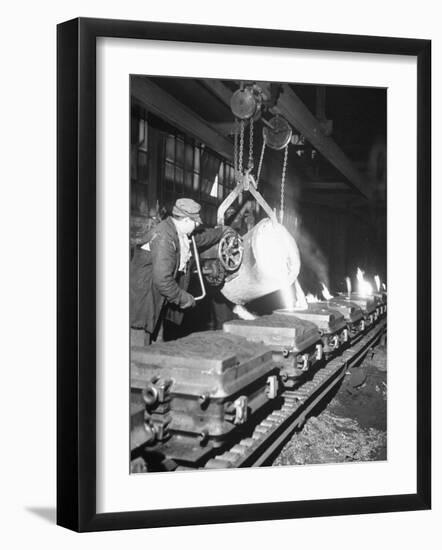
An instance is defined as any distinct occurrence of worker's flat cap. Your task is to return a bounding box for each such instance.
[172,198,202,223]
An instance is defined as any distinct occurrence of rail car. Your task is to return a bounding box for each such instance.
[223,313,323,387]
[336,292,383,328]
[130,295,386,472]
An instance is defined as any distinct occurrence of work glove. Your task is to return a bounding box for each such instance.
[218,225,239,239]
[214,224,232,234]
[181,293,196,309]
[221,225,234,234]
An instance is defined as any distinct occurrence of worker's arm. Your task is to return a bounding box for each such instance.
[193,226,228,250]
[150,235,194,308]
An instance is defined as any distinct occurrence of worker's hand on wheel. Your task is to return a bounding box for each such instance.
[221,225,234,235]
[219,225,238,239]
[181,293,196,309]
[215,224,232,234]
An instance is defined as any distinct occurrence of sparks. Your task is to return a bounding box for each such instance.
[374,275,381,292]
[293,280,308,310]
[345,276,352,297]
[321,283,333,300]
[356,267,373,297]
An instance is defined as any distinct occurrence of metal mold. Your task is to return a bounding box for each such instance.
[130,331,280,458]
[223,313,322,385]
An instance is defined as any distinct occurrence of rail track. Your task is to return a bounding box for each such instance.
[149,319,385,471]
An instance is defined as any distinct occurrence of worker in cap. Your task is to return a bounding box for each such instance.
[130,197,228,345]
[171,197,202,225]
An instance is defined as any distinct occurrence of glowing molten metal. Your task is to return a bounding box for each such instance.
[374,275,381,292]
[345,276,352,297]
[356,267,373,297]
[321,283,333,300]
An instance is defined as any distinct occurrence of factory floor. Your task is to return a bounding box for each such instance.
[273,343,387,466]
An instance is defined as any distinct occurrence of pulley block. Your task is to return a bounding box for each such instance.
[263,115,292,150]
[230,85,262,120]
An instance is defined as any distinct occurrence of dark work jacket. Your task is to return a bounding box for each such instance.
[130,217,224,334]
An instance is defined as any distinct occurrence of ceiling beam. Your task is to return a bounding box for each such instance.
[276,84,372,199]
[210,122,238,136]
[199,79,233,106]
[201,79,372,200]
[132,78,234,162]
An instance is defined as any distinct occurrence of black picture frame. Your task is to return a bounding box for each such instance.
[57,17,431,532]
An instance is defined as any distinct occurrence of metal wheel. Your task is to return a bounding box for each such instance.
[218,231,244,271]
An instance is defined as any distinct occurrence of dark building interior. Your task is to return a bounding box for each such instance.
[130,76,386,310]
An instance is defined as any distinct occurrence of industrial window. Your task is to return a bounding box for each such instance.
[216,161,236,201]
[162,133,236,226]
[131,108,149,184]
[164,134,198,195]
[130,107,149,215]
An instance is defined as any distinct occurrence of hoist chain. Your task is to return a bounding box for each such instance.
[256,138,266,188]
[248,118,254,170]
[233,118,239,182]
[279,144,289,224]
[238,119,245,180]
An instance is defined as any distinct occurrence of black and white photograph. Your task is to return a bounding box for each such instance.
[129,76,388,473]
[0,0,437,542]
[53,13,431,534]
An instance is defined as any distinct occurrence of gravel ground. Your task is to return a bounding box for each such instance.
[273,343,387,466]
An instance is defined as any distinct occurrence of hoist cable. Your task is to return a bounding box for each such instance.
[279,144,289,225]
[256,138,266,188]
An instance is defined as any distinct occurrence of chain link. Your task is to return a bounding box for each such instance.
[279,144,289,224]
[248,117,254,170]
[238,119,245,179]
[233,118,238,182]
